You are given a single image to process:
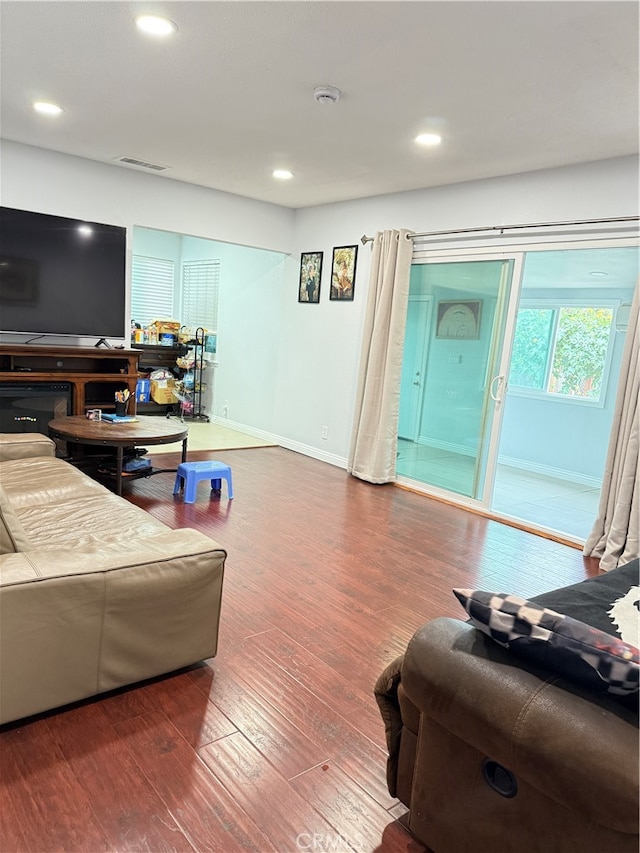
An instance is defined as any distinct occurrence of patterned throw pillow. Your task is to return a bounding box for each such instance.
[453,588,640,696]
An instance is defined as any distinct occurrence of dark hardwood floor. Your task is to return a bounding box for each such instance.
[0,446,600,852]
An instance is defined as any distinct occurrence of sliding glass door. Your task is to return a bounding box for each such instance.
[396,257,517,500]
[491,245,639,540]
[397,241,638,542]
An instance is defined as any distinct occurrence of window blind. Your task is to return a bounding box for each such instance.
[181,260,220,332]
[131,255,175,327]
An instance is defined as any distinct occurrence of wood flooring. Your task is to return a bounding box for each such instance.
[0,446,600,852]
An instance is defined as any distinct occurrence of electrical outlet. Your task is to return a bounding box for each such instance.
[222,403,229,417]
[321,425,329,440]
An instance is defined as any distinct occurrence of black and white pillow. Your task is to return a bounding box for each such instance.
[453,588,639,697]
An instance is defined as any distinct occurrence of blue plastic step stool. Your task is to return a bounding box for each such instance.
[173,460,234,504]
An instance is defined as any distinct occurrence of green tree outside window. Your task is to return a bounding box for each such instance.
[509,305,613,401]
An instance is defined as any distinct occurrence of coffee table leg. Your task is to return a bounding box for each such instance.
[116,446,123,496]
[181,437,188,463]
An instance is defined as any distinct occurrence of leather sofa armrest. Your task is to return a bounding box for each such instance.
[402,617,639,834]
[374,654,404,797]
[0,433,56,462]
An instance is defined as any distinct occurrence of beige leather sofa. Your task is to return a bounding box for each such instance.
[0,433,226,725]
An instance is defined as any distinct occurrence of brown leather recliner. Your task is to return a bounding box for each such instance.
[375,616,639,853]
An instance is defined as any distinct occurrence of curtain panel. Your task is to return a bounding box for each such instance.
[348,229,413,484]
[584,279,639,571]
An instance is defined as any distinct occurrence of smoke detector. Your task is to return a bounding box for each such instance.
[313,85,341,104]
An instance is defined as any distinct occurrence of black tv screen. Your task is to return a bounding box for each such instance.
[0,206,126,339]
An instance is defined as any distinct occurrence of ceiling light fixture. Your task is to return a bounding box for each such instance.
[135,15,177,36]
[33,101,63,116]
[273,169,293,180]
[415,133,442,147]
[589,271,608,277]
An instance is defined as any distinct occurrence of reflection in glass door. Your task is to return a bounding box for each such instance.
[396,258,515,499]
[490,245,639,540]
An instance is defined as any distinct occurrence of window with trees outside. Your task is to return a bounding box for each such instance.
[508,302,615,405]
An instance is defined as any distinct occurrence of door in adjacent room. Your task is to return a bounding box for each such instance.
[397,257,516,500]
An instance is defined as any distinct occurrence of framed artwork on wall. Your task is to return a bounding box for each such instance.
[298,251,323,303]
[330,245,358,301]
[436,300,482,339]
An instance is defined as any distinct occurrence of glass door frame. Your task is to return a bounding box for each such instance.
[398,235,639,528]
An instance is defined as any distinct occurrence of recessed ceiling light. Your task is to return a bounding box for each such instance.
[273,169,293,180]
[589,271,608,277]
[135,15,177,36]
[415,133,442,147]
[33,101,63,116]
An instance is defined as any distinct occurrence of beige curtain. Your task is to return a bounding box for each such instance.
[348,229,413,483]
[584,280,639,571]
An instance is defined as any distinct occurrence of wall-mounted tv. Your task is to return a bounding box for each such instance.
[0,206,126,340]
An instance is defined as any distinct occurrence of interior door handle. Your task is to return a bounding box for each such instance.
[489,375,505,403]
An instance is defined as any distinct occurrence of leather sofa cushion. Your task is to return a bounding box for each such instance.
[0,433,55,462]
[1,456,167,550]
[0,486,31,553]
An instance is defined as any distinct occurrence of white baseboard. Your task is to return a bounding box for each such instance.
[277,438,347,469]
[210,416,347,469]
[415,436,476,457]
[211,416,278,445]
[497,454,601,488]
[406,435,601,489]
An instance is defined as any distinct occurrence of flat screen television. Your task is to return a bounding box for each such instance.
[0,206,126,340]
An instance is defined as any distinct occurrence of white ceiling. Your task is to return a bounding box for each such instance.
[1,1,638,209]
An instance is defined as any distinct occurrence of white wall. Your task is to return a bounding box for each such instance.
[287,156,638,463]
[2,140,637,467]
[130,228,288,429]
[0,141,294,253]
[180,236,287,430]
[0,139,294,348]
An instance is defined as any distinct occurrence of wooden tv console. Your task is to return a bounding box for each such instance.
[0,344,140,415]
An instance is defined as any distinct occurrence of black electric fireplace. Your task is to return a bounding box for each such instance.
[0,383,72,434]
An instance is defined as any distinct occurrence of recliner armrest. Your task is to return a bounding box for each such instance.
[0,433,56,462]
[402,617,639,834]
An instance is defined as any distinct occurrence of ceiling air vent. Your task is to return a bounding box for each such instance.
[114,156,169,172]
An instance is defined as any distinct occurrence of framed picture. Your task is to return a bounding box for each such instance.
[330,245,358,301]
[436,300,482,339]
[298,251,323,303]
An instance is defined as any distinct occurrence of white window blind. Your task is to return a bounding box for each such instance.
[131,255,175,327]
[181,260,220,332]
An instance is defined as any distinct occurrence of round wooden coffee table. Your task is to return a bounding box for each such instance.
[48,415,188,496]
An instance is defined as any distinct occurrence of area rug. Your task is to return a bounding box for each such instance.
[142,420,277,454]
